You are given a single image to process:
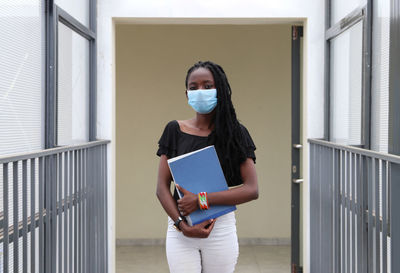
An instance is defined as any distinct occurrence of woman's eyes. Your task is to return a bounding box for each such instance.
[188,84,214,90]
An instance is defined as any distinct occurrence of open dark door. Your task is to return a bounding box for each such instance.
[291,25,303,273]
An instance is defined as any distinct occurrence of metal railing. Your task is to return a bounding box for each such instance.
[0,140,110,273]
[309,138,400,273]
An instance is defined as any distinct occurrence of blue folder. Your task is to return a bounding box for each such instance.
[167,145,236,226]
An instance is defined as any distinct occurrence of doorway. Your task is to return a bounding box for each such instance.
[115,21,300,270]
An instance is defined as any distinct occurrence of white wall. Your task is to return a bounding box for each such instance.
[96,1,326,272]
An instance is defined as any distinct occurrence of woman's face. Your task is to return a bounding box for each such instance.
[186,67,215,91]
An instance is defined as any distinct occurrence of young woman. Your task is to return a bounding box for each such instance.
[156,61,259,273]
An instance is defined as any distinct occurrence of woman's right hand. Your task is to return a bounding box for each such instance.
[180,219,216,238]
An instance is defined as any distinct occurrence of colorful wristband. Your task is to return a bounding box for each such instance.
[198,192,209,210]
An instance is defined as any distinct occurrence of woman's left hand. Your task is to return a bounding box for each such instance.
[176,184,198,216]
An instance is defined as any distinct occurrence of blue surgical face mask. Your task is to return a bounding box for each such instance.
[187,89,218,114]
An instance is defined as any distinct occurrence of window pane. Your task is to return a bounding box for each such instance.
[55,0,90,28]
[331,0,366,26]
[57,22,90,145]
[0,1,43,271]
[371,0,390,153]
[0,0,44,156]
[330,21,363,145]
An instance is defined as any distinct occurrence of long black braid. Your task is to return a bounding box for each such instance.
[185,61,248,186]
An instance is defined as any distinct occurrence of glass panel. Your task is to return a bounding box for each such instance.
[371,0,390,153]
[330,21,363,145]
[331,0,366,26]
[55,0,90,28]
[57,22,90,145]
[0,0,44,156]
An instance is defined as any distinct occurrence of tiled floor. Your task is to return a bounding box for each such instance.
[116,245,290,273]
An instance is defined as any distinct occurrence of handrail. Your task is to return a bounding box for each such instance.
[0,139,109,272]
[0,139,110,164]
[309,139,396,272]
[308,138,400,164]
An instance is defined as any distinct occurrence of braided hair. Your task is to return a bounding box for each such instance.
[185,61,248,186]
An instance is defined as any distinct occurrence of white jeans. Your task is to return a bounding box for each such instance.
[166,212,239,273]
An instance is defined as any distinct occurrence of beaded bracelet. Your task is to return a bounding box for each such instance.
[198,192,209,210]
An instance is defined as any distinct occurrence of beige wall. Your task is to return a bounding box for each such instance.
[116,24,292,240]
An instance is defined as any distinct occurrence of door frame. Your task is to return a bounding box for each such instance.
[291,25,303,273]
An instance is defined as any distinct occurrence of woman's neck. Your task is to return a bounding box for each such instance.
[192,112,215,130]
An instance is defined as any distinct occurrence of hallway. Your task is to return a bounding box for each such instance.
[116,245,290,272]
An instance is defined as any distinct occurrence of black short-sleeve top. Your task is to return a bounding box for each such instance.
[156,120,256,188]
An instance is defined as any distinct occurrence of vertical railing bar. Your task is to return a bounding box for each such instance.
[94,146,99,273]
[87,148,92,273]
[100,145,105,273]
[351,153,356,273]
[101,145,108,273]
[99,145,103,272]
[346,151,350,273]
[333,149,340,272]
[389,162,400,272]
[368,157,373,273]
[382,160,387,273]
[311,143,316,272]
[39,157,44,273]
[375,159,381,273]
[92,146,97,273]
[104,145,109,273]
[387,163,391,238]
[81,149,85,273]
[312,143,320,273]
[102,145,106,272]
[52,155,58,272]
[95,146,101,272]
[356,154,362,273]
[311,142,321,272]
[4,163,9,273]
[344,151,347,273]
[91,147,95,273]
[82,149,87,273]
[321,146,328,272]
[328,147,333,273]
[98,146,103,273]
[320,145,324,272]
[22,160,28,273]
[17,160,26,273]
[13,161,19,273]
[78,150,82,273]
[85,148,88,273]
[340,150,346,273]
[51,154,58,273]
[58,153,63,273]
[320,146,325,271]
[64,151,68,273]
[74,150,78,273]
[69,151,73,273]
[310,143,316,272]
[362,155,369,273]
[45,156,51,273]
[30,159,36,273]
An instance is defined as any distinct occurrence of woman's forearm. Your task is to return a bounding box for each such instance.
[207,158,258,206]
[207,183,258,206]
[156,181,181,222]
